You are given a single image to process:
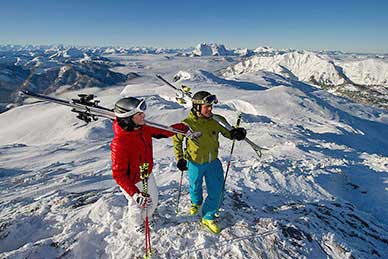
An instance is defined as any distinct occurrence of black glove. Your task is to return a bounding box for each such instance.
[177,159,188,171]
[230,127,247,141]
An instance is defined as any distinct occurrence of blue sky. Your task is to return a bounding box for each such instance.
[1,0,387,53]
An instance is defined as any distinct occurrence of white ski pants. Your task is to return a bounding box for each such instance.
[121,174,158,227]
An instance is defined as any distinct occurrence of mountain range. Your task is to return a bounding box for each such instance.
[1,43,387,112]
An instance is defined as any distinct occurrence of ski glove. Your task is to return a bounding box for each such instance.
[230,127,247,141]
[177,159,188,171]
[133,192,153,208]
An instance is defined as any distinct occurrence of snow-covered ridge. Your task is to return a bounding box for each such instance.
[221,50,388,109]
[223,51,346,86]
[48,47,85,59]
[338,58,388,85]
[189,44,285,57]
[223,50,388,87]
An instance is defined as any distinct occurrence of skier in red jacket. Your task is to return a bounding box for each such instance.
[110,96,188,231]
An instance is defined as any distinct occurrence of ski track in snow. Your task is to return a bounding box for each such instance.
[1,54,388,258]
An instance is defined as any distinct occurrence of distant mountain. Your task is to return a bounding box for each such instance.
[2,44,388,111]
[224,51,345,86]
[231,48,255,57]
[337,58,388,86]
[222,51,388,109]
[101,46,189,55]
[49,47,85,60]
[31,62,129,93]
[0,64,30,105]
[192,43,231,56]
[0,47,133,112]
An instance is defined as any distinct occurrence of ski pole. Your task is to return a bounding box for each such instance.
[215,113,242,218]
[140,163,152,259]
[175,169,184,214]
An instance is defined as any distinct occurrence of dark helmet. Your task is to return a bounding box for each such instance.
[192,91,218,113]
[114,97,146,118]
[114,97,146,131]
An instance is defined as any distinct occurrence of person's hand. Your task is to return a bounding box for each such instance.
[230,127,247,141]
[133,192,152,208]
[177,159,188,171]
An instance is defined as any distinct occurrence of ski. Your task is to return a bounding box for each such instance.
[212,114,268,157]
[156,74,267,157]
[20,89,115,121]
[19,89,199,138]
[156,74,192,104]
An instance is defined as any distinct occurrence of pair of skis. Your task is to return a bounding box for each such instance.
[18,89,199,139]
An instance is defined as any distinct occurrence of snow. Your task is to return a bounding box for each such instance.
[192,43,231,57]
[1,53,388,258]
[49,47,85,60]
[223,51,346,86]
[338,58,388,85]
[223,50,388,88]
[173,71,191,81]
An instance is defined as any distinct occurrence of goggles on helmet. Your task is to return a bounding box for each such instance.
[115,99,147,118]
[204,94,218,105]
[192,94,218,105]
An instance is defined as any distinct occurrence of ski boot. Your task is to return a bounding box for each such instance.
[201,218,220,234]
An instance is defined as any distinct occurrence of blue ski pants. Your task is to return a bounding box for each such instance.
[187,158,224,220]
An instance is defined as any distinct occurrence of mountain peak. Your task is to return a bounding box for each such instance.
[192,43,230,56]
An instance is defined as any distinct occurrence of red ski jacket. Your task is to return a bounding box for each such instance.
[111,120,187,196]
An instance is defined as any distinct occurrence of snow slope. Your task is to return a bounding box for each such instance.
[1,54,388,258]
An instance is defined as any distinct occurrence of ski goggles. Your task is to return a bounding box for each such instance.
[115,99,147,118]
[192,94,218,105]
[204,94,218,105]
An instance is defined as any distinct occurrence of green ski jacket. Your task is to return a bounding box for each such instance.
[173,112,232,164]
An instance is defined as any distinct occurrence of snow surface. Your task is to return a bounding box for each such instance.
[1,54,388,258]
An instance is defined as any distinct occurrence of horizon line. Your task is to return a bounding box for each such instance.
[0,42,387,55]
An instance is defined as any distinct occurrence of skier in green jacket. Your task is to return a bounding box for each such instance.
[173,91,246,234]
